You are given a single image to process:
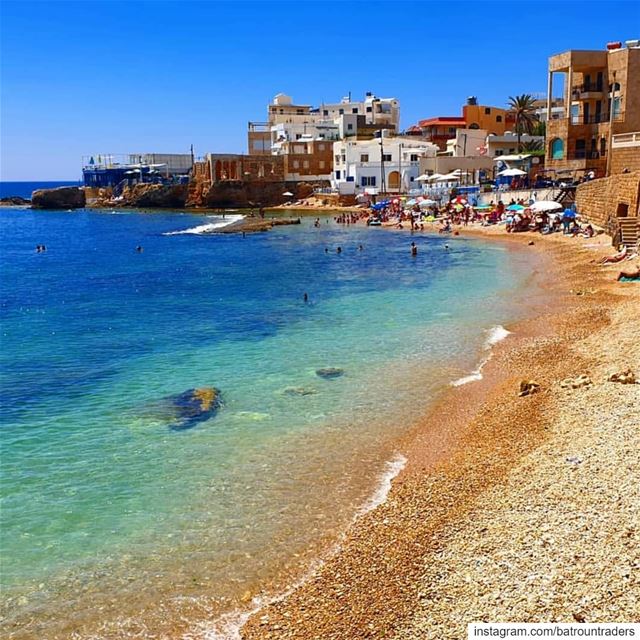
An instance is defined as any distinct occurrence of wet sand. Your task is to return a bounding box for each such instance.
[241,227,640,638]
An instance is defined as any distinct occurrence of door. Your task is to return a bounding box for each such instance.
[387,171,400,190]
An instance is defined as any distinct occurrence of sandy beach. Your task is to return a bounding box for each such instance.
[241,227,640,638]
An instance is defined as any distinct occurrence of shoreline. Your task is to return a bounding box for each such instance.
[239,227,639,638]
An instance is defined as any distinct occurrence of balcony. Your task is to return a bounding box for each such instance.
[569,112,625,126]
[571,83,604,100]
[571,150,604,160]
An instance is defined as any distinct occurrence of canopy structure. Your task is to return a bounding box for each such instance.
[493,154,531,162]
[498,168,527,177]
[421,173,444,182]
[530,200,563,213]
[436,171,461,182]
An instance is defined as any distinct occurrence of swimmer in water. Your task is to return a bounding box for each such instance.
[336,246,342,254]
[444,244,449,251]
[411,242,418,256]
[358,244,363,251]
[303,293,309,303]
[136,245,143,253]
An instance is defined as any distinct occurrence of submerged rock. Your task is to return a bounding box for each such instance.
[168,387,222,431]
[282,387,317,396]
[518,379,540,397]
[315,367,344,380]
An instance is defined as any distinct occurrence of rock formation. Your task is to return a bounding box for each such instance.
[120,183,189,208]
[31,187,86,209]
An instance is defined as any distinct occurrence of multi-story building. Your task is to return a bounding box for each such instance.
[407,97,516,150]
[545,40,640,176]
[248,93,400,156]
[277,139,334,182]
[331,133,438,193]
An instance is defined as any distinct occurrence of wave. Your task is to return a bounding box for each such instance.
[484,325,511,348]
[198,453,407,640]
[163,215,244,236]
[451,325,511,387]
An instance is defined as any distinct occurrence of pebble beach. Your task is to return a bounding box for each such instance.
[241,229,640,639]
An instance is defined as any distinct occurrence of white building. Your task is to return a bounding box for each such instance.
[332,133,438,193]
[319,93,400,129]
[486,132,544,157]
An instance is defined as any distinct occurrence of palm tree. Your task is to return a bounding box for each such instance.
[508,94,538,152]
[520,139,544,153]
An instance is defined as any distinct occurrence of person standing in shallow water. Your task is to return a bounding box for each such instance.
[411,242,418,256]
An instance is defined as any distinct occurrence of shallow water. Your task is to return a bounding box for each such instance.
[0,208,539,638]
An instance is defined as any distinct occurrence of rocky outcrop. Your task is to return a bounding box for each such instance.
[120,183,188,208]
[0,196,31,206]
[186,178,322,209]
[31,187,85,209]
[316,367,345,379]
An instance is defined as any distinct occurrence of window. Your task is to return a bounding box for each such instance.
[296,109,304,115]
[335,155,341,164]
[341,155,346,162]
[600,137,607,156]
[366,106,372,113]
[495,150,504,156]
[293,160,300,169]
[449,127,458,134]
[469,123,480,130]
[484,107,491,115]
[360,154,369,162]
[550,138,564,160]
[335,170,341,179]
[496,115,502,123]
[410,154,419,162]
[347,124,353,131]
[339,109,344,115]
[303,160,309,169]
[361,176,376,186]
[352,108,358,114]
[323,110,329,116]
[382,154,392,162]
[319,160,325,169]
[295,134,302,140]
[318,144,325,151]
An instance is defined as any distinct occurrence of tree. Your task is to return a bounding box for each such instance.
[532,120,546,137]
[520,139,544,153]
[508,94,538,152]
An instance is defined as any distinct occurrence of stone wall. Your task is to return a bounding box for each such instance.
[575,170,640,231]
[610,146,640,174]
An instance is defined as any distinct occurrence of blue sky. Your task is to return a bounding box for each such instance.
[1,0,638,180]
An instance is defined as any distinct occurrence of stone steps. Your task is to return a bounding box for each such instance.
[618,217,639,248]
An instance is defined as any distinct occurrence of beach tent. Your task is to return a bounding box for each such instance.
[530,200,563,212]
[497,168,527,177]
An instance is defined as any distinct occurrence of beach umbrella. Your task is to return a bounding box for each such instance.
[282,191,294,197]
[530,200,563,213]
[415,174,431,181]
[498,168,527,177]
[418,199,437,208]
[506,204,525,212]
[562,208,576,219]
[405,199,418,206]
[453,196,467,204]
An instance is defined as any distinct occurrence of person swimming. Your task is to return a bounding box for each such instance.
[303,292,309,303]
[411,242,418,256]
[336,246,342,254]
[135,246,143,253]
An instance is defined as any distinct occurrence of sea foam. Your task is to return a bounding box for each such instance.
[451,325,511,387]
[163,215,244,236]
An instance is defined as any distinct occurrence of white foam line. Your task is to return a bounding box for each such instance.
[194,453,407,640]
[451,325,511,387]
[164,215,244,236]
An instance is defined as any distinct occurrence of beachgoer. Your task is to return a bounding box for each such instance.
[444,244,449,251]
[136,245,143,252]
[303,293,309,303]
[358,245,363,251]
[598,245,627,265]
[336,246,342,254]
[616,265,640,281]
[410,242,417,256]
[325,248,329,253]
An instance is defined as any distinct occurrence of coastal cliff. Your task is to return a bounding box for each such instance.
[119,183,189,208]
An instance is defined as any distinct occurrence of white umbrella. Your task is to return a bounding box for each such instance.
[419,199,437,208]
[282,191,294,197]
[415,174,431,181]
[530,200,563,212]
[497,168,527,177]
[437,172,461,181]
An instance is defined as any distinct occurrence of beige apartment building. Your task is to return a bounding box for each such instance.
[545,41,640,177]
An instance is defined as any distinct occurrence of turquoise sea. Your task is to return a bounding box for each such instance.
[0,207,540,639]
